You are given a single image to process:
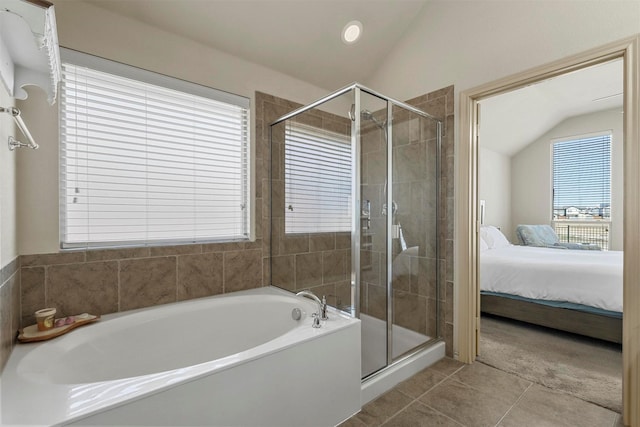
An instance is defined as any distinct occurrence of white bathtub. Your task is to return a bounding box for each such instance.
[1,287,361,426]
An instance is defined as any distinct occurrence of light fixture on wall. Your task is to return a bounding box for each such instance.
[342,20,362,44]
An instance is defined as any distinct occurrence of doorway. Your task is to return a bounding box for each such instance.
[476,58,623,412]
[456,35,640,425]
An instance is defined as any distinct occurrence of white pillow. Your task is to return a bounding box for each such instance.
[479,236,489,251]
[480,226,511,249]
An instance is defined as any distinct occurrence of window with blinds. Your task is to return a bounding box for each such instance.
[284,122,352,234]
[59,49,250,248]
[552,132,611,220]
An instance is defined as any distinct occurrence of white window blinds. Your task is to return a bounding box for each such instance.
[60,51,250,248]
[552,132,611,220]
[284,122,352,234]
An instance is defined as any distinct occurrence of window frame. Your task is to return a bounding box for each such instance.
[550,130,612,222]
[58,48,251,250]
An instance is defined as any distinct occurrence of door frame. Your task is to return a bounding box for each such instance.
[456,35,640,425]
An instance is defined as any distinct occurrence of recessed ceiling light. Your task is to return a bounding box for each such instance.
[342,20,362,44]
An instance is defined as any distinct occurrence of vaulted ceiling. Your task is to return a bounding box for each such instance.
[79,1,623,152]
[83,0,428,91]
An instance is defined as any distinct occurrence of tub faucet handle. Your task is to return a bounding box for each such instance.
[320,295,328,320]
[311,313,321,328]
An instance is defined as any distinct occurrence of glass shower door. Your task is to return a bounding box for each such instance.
[388,104,439,362]
[357,91,390,377]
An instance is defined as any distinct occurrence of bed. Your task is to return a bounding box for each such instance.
[480,226,623,343]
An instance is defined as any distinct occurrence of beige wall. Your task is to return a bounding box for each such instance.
[17,0,333,255]
[0,81,20,372]
[1,84,17,265]
[511,108,623,251]
[478,147,512,241]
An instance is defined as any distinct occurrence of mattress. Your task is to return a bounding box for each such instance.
[480,245,623,313]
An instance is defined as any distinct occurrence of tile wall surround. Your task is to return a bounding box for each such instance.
[2,86,454,374]
[0,257,21,372]
[19,242,264,328]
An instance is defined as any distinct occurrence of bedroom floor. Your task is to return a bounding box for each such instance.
[340,357,623,427]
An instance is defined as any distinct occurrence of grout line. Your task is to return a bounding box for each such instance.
[420,402,467,427]
[493,382,533,427]
[476,359,620,413]
[381,365,467,427]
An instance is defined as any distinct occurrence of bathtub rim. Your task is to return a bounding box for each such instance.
[1,286,360,427]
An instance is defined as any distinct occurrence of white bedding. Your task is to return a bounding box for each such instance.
[480,245,623,313]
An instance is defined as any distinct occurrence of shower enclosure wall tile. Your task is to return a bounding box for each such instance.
[120,257,177,311]
[446,282,454,324]
[428,297,438,338]
[361,251,381,286]
[271,255,295,291]
[177,252,224,301]
[303,283,336,302]
[393,290,427,335]
[366,151,387,185]
[256,158,264,199]
[335,281,352,310]
[270,141,283,181]
[47,261,119,318]
[322,250,347,284]
[295,252,323,288]
[395,143,426,183]
[280,234,310,255]
[223,249,263,293]
[269,180,285,219]
[367,283,387,321]
[336,233,351,249]
[410,257,437,299]
[321,117,349,135]
[310,233,335,252]
[393,260,412,293]
[263,101,296,127]
[255,118,265,157]
[254,203,263,240]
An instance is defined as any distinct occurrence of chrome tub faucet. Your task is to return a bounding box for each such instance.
[295,291,328,328]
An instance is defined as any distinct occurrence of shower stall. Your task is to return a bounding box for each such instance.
[269,83,443,400]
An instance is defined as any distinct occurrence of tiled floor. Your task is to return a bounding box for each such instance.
[340,358,623,427]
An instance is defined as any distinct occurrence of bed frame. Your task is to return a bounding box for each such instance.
[481,293,622,344]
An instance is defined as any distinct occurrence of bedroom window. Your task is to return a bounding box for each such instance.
[552,132,611,248]
[284,122,352,234]
[59,49,250,249]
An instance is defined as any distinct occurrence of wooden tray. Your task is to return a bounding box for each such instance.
[18,313,100,343]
